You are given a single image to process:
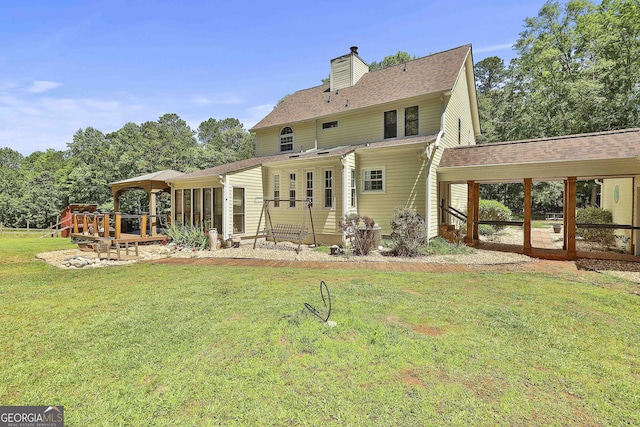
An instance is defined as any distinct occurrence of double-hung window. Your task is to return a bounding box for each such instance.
[324,169,333,208]
[289,173,296,208]
[350,168,356,208]
[273,174,280,207]
[405,106,419,136]
[384,110,397,139]
[363,168,385,192]
[306,171,314,206]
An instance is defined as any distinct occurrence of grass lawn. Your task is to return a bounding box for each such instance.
[1,237,639,426]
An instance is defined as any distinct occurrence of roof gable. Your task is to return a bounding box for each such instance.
[251,45,471,131]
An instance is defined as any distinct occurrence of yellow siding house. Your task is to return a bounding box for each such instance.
[169,45,480,244]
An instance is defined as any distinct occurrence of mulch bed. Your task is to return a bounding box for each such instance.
[575,259,640,272]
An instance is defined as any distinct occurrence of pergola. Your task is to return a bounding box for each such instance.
[109,170,184,235]
[438,128,640,260]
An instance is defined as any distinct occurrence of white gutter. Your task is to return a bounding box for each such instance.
[315,119,318,150]
[341,155,349,219]
[424,109,446,241]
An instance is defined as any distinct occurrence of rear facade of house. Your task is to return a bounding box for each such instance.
[169,45,481,245]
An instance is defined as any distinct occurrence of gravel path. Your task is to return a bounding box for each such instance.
[34,240,640,283]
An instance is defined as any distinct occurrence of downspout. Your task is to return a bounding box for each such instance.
[315,119,318,150]
[341,155,348,218]
[219,175,228,240]
[424,103,447,241]
[340,155,350,245]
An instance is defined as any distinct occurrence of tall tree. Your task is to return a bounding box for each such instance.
[64,128,112,207]
[0,148,25,227]
[368,51,417,71]
[197,118,254,168]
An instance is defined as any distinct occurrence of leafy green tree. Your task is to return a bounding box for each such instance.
[475,57,509,144]
[368,51,417,71]
[106,122,144,181]
[64,128,112,207]
[197,118,254,168]
[475,56,506,94]
[0,148,25,227]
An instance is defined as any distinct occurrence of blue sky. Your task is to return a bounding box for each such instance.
[0,0,548,155]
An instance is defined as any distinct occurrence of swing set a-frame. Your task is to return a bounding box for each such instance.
[253,198,317,254]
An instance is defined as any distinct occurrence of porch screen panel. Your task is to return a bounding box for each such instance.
[204,188,213,229]
[233,187,245,234]
[193,189,202,225]
[214,188,223,232]
[184,190,192,225]
[175,189,184,225]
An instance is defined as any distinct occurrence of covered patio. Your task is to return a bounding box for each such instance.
[438,128,640,260]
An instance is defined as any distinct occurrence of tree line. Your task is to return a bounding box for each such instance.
[0,114,254,229]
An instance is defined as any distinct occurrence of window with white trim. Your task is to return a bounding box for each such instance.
[232,187,245,234]
[363,168,385,192]
[306,171,314,207]
[324,169,333,208]
[405,106,418,136]
[289,173,296,208]
[350,168,356,208]
[273,174,280,208]
[280,126,294,152]
[384,110,397,139]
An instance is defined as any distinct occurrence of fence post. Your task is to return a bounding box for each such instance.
[102,213,110,238]
[92,213,99,237]
[73,212,79,234]
[140,213,148,238]
[0,221,3,237]
[114,212,121,239]
[82,212,89,235]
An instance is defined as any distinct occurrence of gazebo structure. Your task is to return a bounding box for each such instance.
[109,170,184,235]
[438,128,640,260]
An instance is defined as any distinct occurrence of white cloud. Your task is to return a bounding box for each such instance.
[191,96,212,106]
[191,94,243,106]
[475,42,514,53]
[26,80,62,93]
[82,99,121,111]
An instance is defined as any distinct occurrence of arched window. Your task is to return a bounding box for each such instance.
[279,127,294,152]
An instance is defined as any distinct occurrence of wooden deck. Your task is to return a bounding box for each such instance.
[71,232,167,245]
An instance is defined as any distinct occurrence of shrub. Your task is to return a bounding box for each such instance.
[478,224,496,236]
[479,199,512,231]
[166,222,209,250]
[390,207,427,257]
[426,236,474,255]
[576,207,615,245]
[340,214,377,256]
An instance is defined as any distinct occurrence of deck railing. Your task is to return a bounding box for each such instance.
[71,211,167,239]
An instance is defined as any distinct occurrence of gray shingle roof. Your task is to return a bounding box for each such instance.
[173,135,438,181]
[251,45,471,131]
[109,169,184,185]
[439,128,640,168]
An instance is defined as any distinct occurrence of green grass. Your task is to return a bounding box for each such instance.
[1,237,639,426]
